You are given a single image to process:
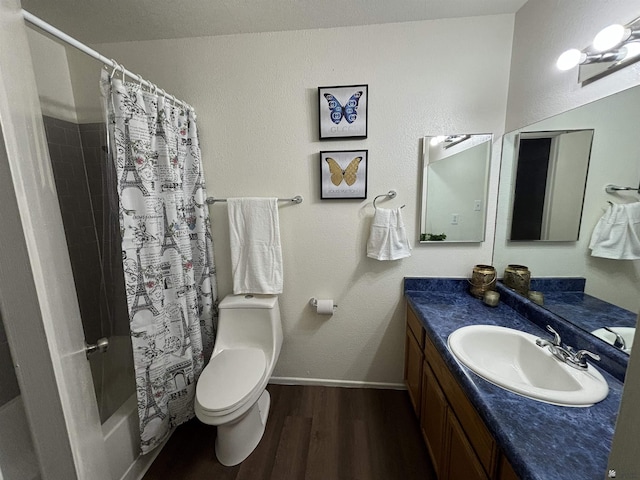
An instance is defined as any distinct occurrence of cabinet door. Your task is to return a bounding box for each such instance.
[421,361,447,478]
[497,455,520,480]
[404,328,423,416]
[445,411,489,480]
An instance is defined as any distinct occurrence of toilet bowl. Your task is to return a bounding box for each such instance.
[195,294,283,466]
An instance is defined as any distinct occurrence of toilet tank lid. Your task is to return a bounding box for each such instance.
[219,294,278,309]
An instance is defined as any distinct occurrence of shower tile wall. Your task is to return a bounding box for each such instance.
[43,116,134,423]
[0,310,20,407]
[43,116,102,341]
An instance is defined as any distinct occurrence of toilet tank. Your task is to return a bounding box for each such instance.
[214,294,282,359]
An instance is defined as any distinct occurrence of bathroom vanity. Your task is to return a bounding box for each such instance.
[406,304,516,480]
[404,278,624,480]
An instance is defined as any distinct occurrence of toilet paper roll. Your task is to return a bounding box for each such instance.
[316,299,334,315]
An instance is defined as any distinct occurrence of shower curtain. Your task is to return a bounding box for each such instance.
[101,70,217,453]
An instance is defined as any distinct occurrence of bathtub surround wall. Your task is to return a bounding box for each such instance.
[42,115,135,423]
[85,15,514,387]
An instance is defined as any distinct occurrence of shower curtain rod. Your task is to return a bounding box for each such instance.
[21,10,193,111]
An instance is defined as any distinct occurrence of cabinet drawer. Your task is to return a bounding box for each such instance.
[424,334,497,477]
[407,305,425,348]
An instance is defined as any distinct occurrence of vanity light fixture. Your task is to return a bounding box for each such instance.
[556,15,640,85]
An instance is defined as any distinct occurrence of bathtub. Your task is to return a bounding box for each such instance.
[0,396,41,480]
[102,394,167,480]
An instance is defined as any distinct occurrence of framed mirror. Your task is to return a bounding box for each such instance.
[420,134,492,243]
[495,85,640,354]
[509,129,593,241]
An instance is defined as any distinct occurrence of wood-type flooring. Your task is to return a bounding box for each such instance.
[143,384,436,480]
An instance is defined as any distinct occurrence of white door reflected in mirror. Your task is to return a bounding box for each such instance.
[509,129,593,241]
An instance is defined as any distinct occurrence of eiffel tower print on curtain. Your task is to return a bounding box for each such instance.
[139,364,167,431]
[130,247,160,318]
[160,202,181,256]
[103,68,216,455]
[120,123,150,196]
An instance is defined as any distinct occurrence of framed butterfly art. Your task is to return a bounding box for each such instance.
[318,84,368,140]
[320,150,368,199]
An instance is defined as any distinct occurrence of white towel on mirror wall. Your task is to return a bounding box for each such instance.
[367,207,412,261]
[589,202,640,260]
[227,197,283,294]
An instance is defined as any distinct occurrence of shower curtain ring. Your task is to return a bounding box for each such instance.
[109,60,120,79]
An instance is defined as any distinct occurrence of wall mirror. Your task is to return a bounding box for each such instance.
[420,134,492,243]
[509,129,593,241]
[495,85,640,354]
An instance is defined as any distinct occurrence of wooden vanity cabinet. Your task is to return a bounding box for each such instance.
[404,304,519,480]
[404,305,425,415]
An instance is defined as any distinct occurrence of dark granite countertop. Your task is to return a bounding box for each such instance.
[404,279,623,480]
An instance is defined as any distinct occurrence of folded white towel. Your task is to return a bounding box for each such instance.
[589,202,640,260]
[367,207,412,261]
[227,198,283,294]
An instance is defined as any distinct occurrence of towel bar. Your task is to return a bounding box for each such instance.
[605,184,640,194]
[206,195,303,204]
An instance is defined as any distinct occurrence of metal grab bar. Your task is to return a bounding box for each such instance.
[605,184,640,194]
[205,195,303,205]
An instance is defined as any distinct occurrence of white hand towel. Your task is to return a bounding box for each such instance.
[227,198,283,294]
[589,202,640,260]
[367,207,412,261]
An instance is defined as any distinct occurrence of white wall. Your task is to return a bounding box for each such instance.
[25,28,77,123]
[87,16,514,385]
[506,0,640,131]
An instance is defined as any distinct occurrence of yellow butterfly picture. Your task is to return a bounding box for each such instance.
[320,150,368,199]
[325,156,361,186]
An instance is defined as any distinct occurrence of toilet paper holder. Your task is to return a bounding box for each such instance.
[309,298,338,309]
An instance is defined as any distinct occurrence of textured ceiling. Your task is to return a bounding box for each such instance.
[21,0,527,45]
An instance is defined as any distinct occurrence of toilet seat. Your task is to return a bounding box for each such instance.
[196,348,266,415]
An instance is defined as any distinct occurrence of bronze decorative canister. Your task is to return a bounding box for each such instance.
[503,264,531,296]
[469,265,497,299]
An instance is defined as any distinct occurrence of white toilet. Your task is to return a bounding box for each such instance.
[195,293,283,466]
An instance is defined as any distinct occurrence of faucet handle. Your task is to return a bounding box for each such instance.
[545,325,562,346]
[574,349,601,368]
[604,326,627,350]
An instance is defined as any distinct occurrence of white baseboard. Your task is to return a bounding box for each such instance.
[269,376,406,390]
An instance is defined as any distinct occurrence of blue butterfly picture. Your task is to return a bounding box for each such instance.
[324,91,362,124]
[318,84,368,139]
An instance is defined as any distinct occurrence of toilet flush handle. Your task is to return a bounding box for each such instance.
[85,337,110,358]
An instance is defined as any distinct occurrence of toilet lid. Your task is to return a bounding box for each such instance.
[196,348,266,413]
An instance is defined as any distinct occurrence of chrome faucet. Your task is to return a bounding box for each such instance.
[604,326,627,350]
[535,325,601,370]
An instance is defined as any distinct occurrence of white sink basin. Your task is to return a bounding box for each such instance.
[448,325,609,407]
[591,327,635,354]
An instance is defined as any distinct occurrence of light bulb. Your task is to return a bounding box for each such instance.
[622,41,640,60]
[556,49,585,70]
[430,136,445,146]
[593,24,629,51]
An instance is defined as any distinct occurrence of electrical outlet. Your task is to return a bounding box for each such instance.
[451,214,459,225]
[474,200,482,211]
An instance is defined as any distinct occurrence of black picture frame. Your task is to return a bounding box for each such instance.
[320,150,368,199]
[318,84,368,140]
